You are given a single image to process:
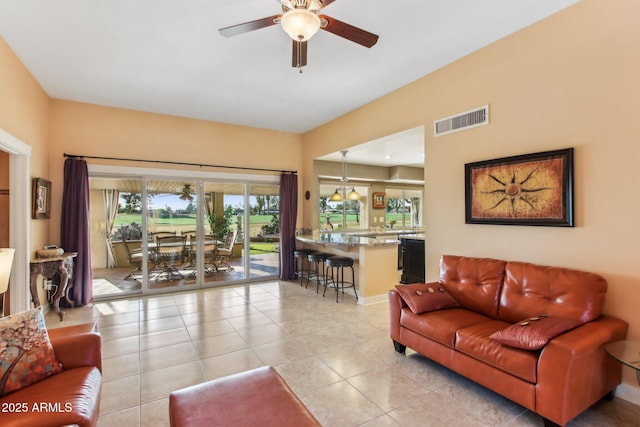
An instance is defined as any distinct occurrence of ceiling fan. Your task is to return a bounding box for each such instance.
[219,0,379,71]
[179,184,194,201]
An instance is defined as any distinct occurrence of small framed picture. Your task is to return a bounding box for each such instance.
[373,192,386,209]
[32,178,51,219]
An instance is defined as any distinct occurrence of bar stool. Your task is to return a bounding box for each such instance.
[306,252,332,293]
[324,256,358,303]
[294,249,316,286]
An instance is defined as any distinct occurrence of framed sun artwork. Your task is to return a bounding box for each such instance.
[464,148,574,227]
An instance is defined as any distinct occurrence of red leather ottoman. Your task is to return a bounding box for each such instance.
[169,366,321,427]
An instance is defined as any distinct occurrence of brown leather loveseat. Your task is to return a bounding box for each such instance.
[0,325,102,427]
[389,255,628,427]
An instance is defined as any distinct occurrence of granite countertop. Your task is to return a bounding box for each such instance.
[399,233,425,240]
[296,233,400,247]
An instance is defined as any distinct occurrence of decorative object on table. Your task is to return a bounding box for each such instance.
[372,192,386,209]
[218,0,378,72]
[465,148,574,226]
[35,245,64,259]
[31,177,51,219]
[0,248,15,317]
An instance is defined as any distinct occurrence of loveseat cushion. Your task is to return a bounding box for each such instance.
[394,283,459,314]
[489,316,582,350]
[0,366,101,427]
[0,307,63,397]
[455,320,540,383]
[439,255,506,318]
[498,261,607,323]
[401,307,491,348]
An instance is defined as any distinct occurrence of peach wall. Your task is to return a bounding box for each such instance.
[0,37,51,310]
[0,37,51,253]
[47,100,303,244]
[303,0,640,392]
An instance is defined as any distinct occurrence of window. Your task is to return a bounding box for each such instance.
[318,182,368,230]
[385,188,423,228]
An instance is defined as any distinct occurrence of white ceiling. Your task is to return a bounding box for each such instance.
[0,0,578,164]
[317,126,425,168]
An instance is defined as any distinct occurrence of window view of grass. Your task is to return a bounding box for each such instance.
[114,212,279,254]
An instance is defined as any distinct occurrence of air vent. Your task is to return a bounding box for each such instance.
[434,105,489,137]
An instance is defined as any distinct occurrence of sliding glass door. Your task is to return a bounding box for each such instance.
[248,184,280,279]
[146,179,198,290]
[89,176,144,298]
[89,170,280,299]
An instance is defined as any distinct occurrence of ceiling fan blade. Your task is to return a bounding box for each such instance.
[292,40,308,68]
[320,15,379,48]
[321,0,337,8]
[219,15,280,37]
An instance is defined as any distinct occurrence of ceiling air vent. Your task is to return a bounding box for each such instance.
[434,105,489,137]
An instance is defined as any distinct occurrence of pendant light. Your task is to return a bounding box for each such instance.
[330,150,360,202]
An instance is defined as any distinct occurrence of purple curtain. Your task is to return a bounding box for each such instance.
[279,173,298,280]
[61,158,93,306]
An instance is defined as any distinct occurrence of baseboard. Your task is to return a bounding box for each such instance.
[615,383,640,405]
[357,293,388,305]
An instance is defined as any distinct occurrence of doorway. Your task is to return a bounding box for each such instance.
[0,128,31,315]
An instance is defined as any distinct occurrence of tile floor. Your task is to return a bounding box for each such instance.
[45,280,640,427]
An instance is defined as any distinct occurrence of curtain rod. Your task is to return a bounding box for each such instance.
[63,153,296,174]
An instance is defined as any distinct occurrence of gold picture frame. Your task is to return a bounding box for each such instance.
[465,148,574,226]
[32,178,51,219]
[373,192,386,209]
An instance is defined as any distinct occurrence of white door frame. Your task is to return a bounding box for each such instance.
[0,128,32,313]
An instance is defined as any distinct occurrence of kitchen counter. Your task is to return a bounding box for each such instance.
[295,230,423,304]
[296,233,399,247]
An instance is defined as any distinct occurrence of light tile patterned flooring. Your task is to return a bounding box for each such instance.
[45,280,640,427]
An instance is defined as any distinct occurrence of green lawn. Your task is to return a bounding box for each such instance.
[248,242,279,254]
[115,213,275,226]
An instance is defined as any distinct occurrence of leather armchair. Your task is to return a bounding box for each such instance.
[0,327,102,427]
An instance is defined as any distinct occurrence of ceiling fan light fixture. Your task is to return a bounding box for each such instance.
[281,8,321,41]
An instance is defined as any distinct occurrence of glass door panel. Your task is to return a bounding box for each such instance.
[147,179,197,289]
[89,176,143,299]
[202,182,245,284]
[248,184,280,280]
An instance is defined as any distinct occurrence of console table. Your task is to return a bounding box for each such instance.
[30,252,77,321]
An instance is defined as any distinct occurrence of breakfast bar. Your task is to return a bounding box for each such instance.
[296,231,408,304]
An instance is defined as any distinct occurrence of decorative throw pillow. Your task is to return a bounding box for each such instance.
[395,283,460,315]
[0,306,63,397]
[489,316,582,350]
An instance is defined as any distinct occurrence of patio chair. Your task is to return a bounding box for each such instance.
[181,231,197,270]
[214,230,237,272]
[154,235,187,280]
[185,234,220,274]
[149,231,177,243]
[122,237,143,280]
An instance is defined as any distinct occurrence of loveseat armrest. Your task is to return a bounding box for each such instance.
[388,289,406,344]
[536,315,628,426]
[51,332,103,373]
